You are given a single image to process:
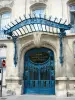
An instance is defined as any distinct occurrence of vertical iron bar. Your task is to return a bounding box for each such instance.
[28,59,30,87]
[41,24,43,31]
[39,14,43,31]
[29,14,36,31]
[52,27,54,33]
[38,65,40,88]
[12,36,18,67]
[59,29,66,64]
[59,18,62,24]
[45,25,47,32]
[1,65,3,97]
[32,24,36,31]
[15,20,23,35]
[29,24,33,32]
[10,22,19,36]
[64,20,67,24]
[8,24,11,28]
[15,30,19,36]
[18,28,23,35]
[25,26,30,33]
[22,16,30,33]
[44,15,47,32]
[23,15,26,19]
[54,17,57,22]
[37,24,39,31]
[21,27,26,34]
[49,16,51,33]
[19,17,26,34]
[59,33,63,64]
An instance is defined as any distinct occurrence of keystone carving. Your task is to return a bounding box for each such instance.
[33,32,41,47]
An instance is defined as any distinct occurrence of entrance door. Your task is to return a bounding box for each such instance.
[23,48,55,95]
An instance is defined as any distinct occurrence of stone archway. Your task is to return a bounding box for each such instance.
[23,47,55,95]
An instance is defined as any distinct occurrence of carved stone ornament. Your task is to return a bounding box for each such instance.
[30,0,48,5]
[33,32,41,47]
[0,0,14,9]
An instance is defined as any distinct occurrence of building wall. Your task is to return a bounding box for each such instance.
[11,0,69,19]
[0,0,75,96]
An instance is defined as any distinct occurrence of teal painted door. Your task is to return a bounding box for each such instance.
[23,48,55,95]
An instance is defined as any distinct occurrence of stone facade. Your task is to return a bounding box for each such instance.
[0,0,75,96]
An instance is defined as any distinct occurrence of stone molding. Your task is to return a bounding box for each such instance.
[56,77,75,80]
[6,77,22,81]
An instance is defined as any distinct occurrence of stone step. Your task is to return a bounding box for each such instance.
[0,95,75,100]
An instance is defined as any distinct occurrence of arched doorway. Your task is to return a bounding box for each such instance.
[23,47,55,95]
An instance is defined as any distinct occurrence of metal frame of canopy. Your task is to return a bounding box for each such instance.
[4,14,72,67]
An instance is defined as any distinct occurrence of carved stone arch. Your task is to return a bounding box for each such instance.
[30,2,46,11]
[41,40,56,56]
[30,2,47,15]
[67,0,75,5]
[19,40,56,94]
[40,33,57,59]
[0,7,11,14]
[18,41,35,77]
[40,40,57,67]
[18,38,56,78]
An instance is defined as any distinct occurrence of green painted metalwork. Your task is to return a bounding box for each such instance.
[4,14,71,36]
[23,47,55,94]
[12,36,18,67]
[3,14,72,67]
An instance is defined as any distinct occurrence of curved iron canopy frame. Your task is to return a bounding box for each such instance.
[4,14,72,67]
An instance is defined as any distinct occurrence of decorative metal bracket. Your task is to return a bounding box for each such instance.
[12,36,18,67]
[59,28,66,65]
